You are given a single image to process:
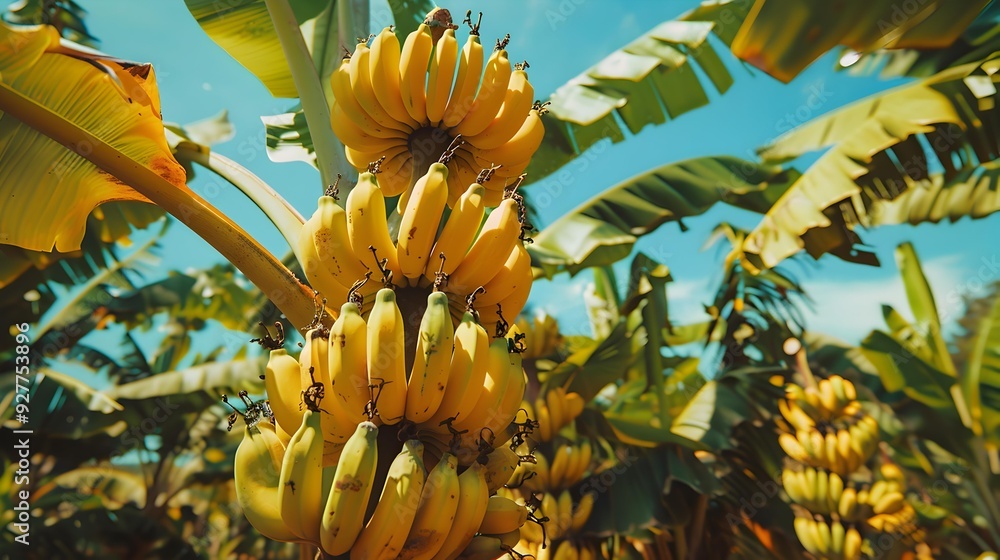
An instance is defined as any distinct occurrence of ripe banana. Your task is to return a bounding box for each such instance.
[399,452,461,560]
[326,302,371,442]
[483,444,520,494]
[454,535,505,560]
[536,398,554,442]
[473,109,545,178]
[367,288,407,424]
[442,31,484,128]
[369,26,419,128]
[467,68,535,150]
[399,24,433,124]
[427,311,490,428]
[397,162,449,281]
[843,526,862,560]
[423,183,486,284]
[480,495,529,535]
[331,101,402,153]
[346,172,402,284]
[349,41,411,134]
[234,421,299,543]
[312,195,372,291]
[454,336,516,433]
[331,55,406,139]
[264,348,304,437]
[406,290,455,422]
[278,408,324,543]
[296,200,350,305]
[473,242,531,309]
[572,491,596,531]
[437,462,490,560]
[453,47,512,137]
[320,420,380,555]
[449,197,522,294]
[549,444,573,490]
[352,440,426,560]
[426,28,458,125]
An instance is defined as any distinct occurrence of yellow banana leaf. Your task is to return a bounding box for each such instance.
[741,55,1000,272]
[730,0,990,82]
[0,22,185,254]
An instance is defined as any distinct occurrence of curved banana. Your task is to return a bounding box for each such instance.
[427,312,490,427]
[473,242,531,308]
[455,535,505,560]
[350,41,411,133]
[473,108,545,170]
[234,421,298,542]
[536,398,554,442]
[399,452,461,560]
[406,291,455,423]
[424,183,486,284]
[297,201,350,305]
[843,526,862,560]
[549,444,573,490]
[437,462,490,560]
[479,495,529,535]
[331,56,406,139]
[331,101,403,153]
[546,387,567,437]
[278,409,324,543]
[264,348,304,437]
[483,445,520,494]
[467,68,534,150]
[426,28,458,125]
[449,197,522,294]
[351,439,426,560]
[553,540,579,560]
[369,26,420,128]
[377,146,417,197]
[347,172,402,283]
[312,195,371,290]
[397,162,449,281]
[399,24,434,124]
[453,48,512,137]
[443,32,484,128]
[367,288,407,424]
[572,491,595,531]
[320,419,379,555]
[325,302,371,442]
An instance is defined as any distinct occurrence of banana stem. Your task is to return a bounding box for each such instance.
[0,81,318,329]
[174,147,305,253]
[264,0,351,193]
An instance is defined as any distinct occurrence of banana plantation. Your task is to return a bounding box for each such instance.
[3,0,1000,559]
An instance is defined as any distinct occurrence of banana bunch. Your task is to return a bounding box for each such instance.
[784,375,859,422]
[297,169,532,338]
[523,387,586,442]
[510,439,592,492]
[514,311,562,359]
[781,467,845,515]
[332,10,544,206]
[793,515,863,560]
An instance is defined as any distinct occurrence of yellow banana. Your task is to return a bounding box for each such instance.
[454,336,514,432]
[350,41,411,133]
[828,471,844,514]
[234,420,298,543]
[399,24,434,124]
[473,108,545,171]
[367,288,407,424]
[557,489,574,534]
[873,491,906,515]
[449,197,522,294]
[868,480,888,509]
[406,290,455,423]
[491,282,533,341]
[424,183,486,284]
[443,32,484,128]
[472,242,532,309]
[352,440,426,560]
[331,56,407,139]
[480,495,529,535]
[547,387,568,435]
[399,452,461,560]
[779,398,815,431]
[454,48,512,137]
[397,162,449,281]
[264,348,304,437]
[347,172,402,284]
[570,439,593,484]
[278,408,324,543]
[553,540,580,560]
[426,28,458,125]
[467,68,534,150]
[455,535,505,560]
[320,420,380,555]
[814,516,831,554]
[830,518,845,556]
[428,312,490,427]
[326,302,371,442]
[312,195,371,290]
[531,448,551,489]
[369,26,420,128]
[331,101,403,153]
[377,146,417,197]
[297,200,350,305]
[542,492,561,540]
[819,378,838,414]
[549,444,573,490]
[572,491,595,531]
[536,398,554,442]
[345,143,394,171]
[563,392,586,424]
[483,444,520,494]
[838,487,859,520]
[843,526,862,560]
[437,462,490,560]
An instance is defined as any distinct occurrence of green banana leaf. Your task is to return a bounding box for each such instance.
[727,0,988,83]
[386,0,436,38]
[262,103,315,167]
[103,357,266,401]
[0,23,184,256]
[742,55,1000,272]
[896,242,955,375]
[546,322,634,403]
[859,330,956,411]
[3,0,97,47]
[529,157,799,277]
[961,287,1000,443]
[183,0,332,98]
[527,18,736,182]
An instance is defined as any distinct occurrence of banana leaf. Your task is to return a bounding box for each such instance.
[742,55,1000,272]
[103,357,266,401]
[527,18,736,181]
[0,23,184,255]
[3,0,97,47]
[728,0,989,82]
[859,330,956,411]
[961,286,1000,443]
[895,242,955,375]
[262,103,315,167]
[530,157,799,277]
[546,322,634,403]
[386,0,436,38]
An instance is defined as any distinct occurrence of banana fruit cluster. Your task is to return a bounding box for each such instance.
[793,516,864,560]
[297,169,532,338]
[510,439,592,492]
[514,312,562,359]
[522,387,586,442]
[332,11,544,206]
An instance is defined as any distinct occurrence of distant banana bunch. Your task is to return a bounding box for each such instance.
[514,312,563,360]
[297,168,532,338]
[331,9,544,206]
[777,375,923,560]
[522,387,586,442]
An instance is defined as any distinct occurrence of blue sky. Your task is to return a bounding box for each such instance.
[84,1,1000,347]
